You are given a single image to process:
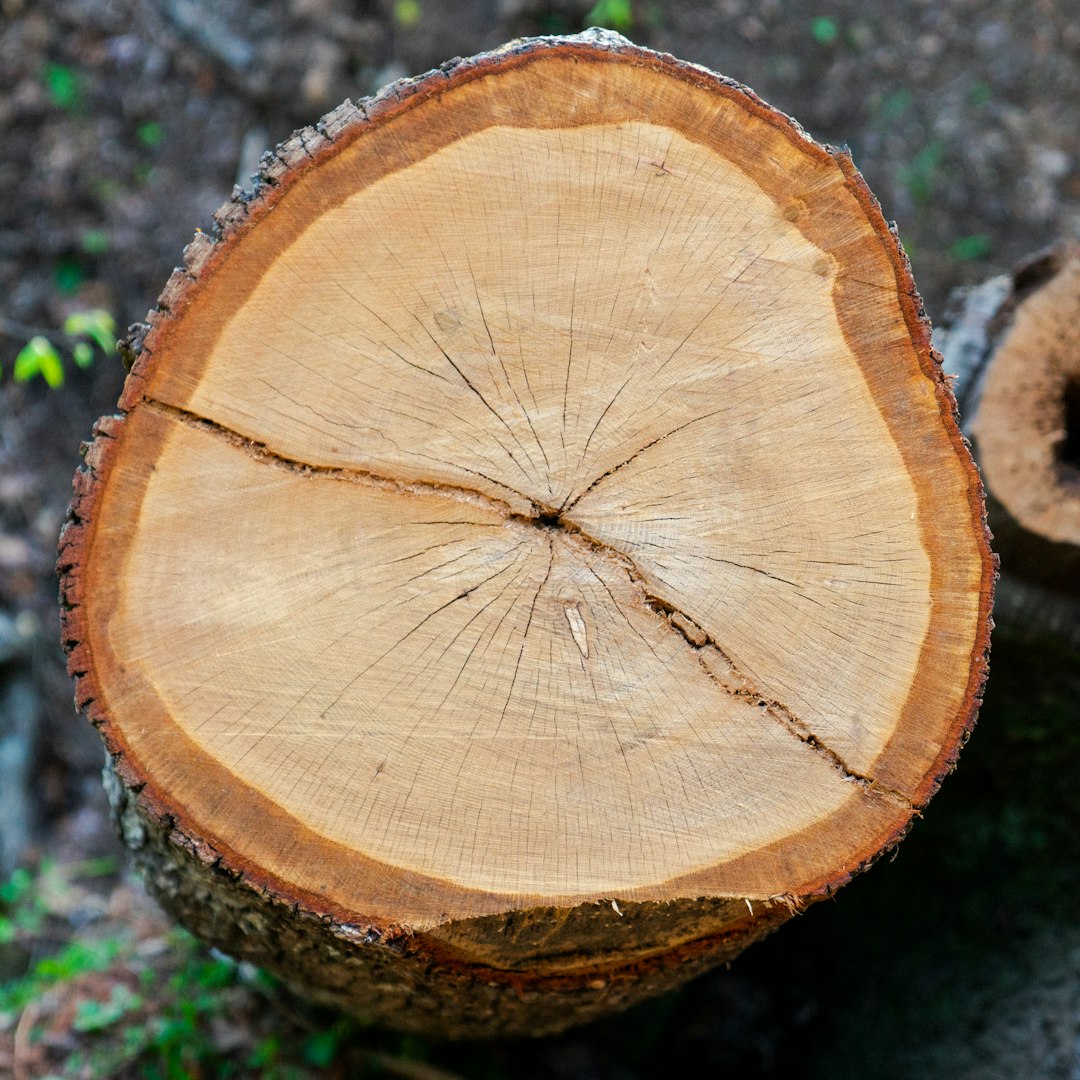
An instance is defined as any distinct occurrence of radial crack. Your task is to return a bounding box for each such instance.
[141,396,533,517]
[638,581,914,810]
[560,405,728,513]
[143,393,913,810]
[547,516,914,808]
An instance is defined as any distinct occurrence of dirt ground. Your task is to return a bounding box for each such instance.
[2,1,1079,1076]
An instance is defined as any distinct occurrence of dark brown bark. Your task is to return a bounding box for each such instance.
[102,763,795,1039]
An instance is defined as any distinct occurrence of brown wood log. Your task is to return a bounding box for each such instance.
[58,30,994,1038]
[937,243,1079,645]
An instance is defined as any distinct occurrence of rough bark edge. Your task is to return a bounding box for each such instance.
[53,34,825,1024]
[57,28,995,1020]
[102,755,790,1039]
[827,193,994,813]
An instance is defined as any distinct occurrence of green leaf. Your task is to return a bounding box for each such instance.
[950,234,992,261]
[0,938,125,1012]
[80,228,111,255]
[137,120,165,148]
[876,89,913,124]
[247,1034,279,1068]
[585,0,633,31]
[900,140,945,206]
[64,308,116,354]
[393,0,421,26]
[122,1023,151,1054]
[73,342,94,369]
[43,62,80,110]
[35,938,122,982]
[810,16,839,45]
[54,257,85,294]
[73,985,143,1032]
[538,13,570,34]
[302,1029,340,1067]
[13,336,65,387]
[0,866,34,905]
[71,855,119,877]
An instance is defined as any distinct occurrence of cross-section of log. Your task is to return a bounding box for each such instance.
[58,30,994,1038]
[971,248,1080,589]
[938,243,1078,643]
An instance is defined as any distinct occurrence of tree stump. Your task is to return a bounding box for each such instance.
[937,243,1079,645]
[58,31,994,1038]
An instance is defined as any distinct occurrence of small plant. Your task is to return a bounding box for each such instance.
[5,308,116,388]
[0,861,370,1077]
[73,984,144,1033]
[899,140,945,207]
[950,234,993,262]
[585,0,633,32]
[393,0,421,27]
[42,61,82,111]
[136,120,166,148]
[873,88,913,126]
[809,15,839,46]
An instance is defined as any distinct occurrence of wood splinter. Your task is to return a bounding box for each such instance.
[58,30,994,1038]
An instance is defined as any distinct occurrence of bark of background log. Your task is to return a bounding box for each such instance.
[937,243,1079,648]
[59,30,993,1038]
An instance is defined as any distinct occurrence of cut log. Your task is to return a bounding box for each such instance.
[937,243,1079,644]
[58,30,994,1038]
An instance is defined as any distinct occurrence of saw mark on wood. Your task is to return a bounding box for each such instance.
[495,538,555,740]
[457,556,547,753]
[139,396,911,807]
[337,296,454,384]
[559,251,578,461]
[332,548,537,817]
[579,371,635,467]
[291,550,536,810]
[635,539,802,589]
[427,556,538,726]
[560,517,911,806]
[581,562,712,803]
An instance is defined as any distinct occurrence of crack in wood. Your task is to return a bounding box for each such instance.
[139,395,911,808]
[636,587,914,808]
[505,515,915,807]
[141,396,533,518]
[559,404,730,514]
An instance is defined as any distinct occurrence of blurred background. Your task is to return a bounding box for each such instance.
[1,1,1078,1076]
